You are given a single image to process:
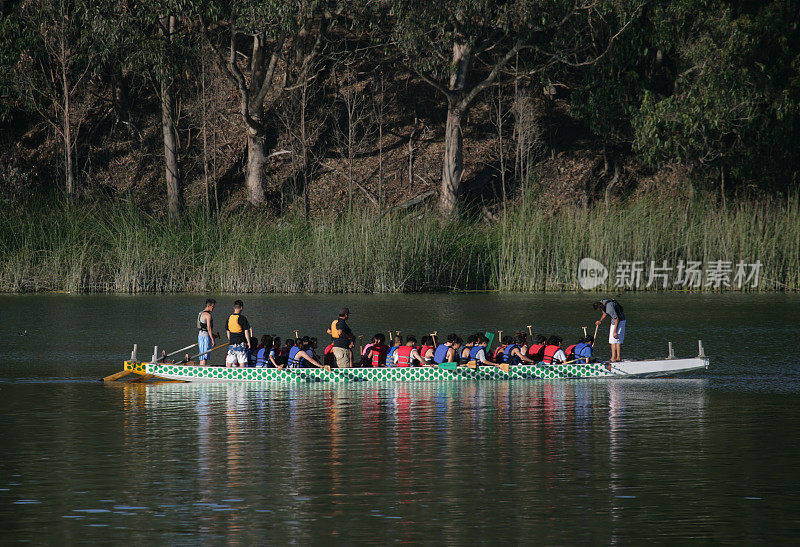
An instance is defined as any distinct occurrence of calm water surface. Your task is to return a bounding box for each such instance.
[1,293,799,542]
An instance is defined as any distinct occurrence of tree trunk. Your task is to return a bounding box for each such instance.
[62,62,75,197]
[245,128,266,205]
[439,105,463,217]
[160,15,181,221]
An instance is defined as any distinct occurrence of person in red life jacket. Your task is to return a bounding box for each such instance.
[365,333,389,367]
[542,335,568,364]
[493,336,510,361]
[565,337,582,362]
[502,333,536,365]
[528,334,547,361]
[419,335,435,366]
[433,334,462,364]
[393,335,425,367]
[468,335,498,367]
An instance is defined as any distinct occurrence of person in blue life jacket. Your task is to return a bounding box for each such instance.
[501,333,536,365]
[459,334,477,364]
[385,336,402,367]
[468,335,498,367]
[573,335,595,364]
[287,337,323,369]
[433,334,462,364]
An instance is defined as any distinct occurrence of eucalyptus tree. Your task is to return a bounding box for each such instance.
[390,0,644,216]
[199,1,336,206]
[87,1,193,220]
[13,0,92,197]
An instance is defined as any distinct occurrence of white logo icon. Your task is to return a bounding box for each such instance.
[578,258,608,290]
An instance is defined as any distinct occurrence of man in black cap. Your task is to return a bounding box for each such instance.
[328,307,354,368]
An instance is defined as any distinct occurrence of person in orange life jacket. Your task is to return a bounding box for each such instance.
[419,335,435,365]
[542,335,568,364]
[573,335,594,364]
[226,300,252,368]
[393,335,425,367]
[459,334,477,364]
[468,335,498,367]
[502,333,536,365]
[385,336,402,366]
[328,307,355,368]
[528,334,547,361]
[433,334,462,364]
[287,337,323,369]
[365,333,390,367]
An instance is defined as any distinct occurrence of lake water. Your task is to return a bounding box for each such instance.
[1,293,799,542]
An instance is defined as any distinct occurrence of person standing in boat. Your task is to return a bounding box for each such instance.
[594,299,626,362]
[328,308,355,368]
[197,298,216,367]
[226,300,252,368]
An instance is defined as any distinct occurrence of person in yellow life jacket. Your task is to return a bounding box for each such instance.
[327,307,354,368]
[226,300,252,368]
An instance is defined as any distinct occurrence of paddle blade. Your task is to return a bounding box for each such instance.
[438,362,458,370]
[485,331,495,349]
[465,360,477,369]
[498,363,510,373]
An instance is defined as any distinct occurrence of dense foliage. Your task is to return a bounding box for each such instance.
[1,0,798,208]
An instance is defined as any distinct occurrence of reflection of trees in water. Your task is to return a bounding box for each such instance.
[123,380,707,542]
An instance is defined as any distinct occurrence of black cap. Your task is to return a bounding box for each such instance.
[339,307,350,317]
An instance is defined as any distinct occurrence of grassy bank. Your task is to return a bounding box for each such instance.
[2,194,798,293]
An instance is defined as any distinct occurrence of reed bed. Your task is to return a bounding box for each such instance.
[1,194,797,293]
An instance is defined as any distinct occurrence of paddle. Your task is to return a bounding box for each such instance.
[526,325,532,336]
[178,342,230,364]
[157,342,198,362]
[582,326,588,338]
[592,323,599,346]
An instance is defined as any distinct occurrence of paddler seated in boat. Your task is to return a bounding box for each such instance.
[469,335,498,367]
[459,334,477,365]
[365,333,389,367]
[305,337,320,367]
[502,333,536,365]
[419,336,435,365]
[573,336,594,364]
[279,338,293,367]
[287,337,323,369]
[394,335,425,367]
[493,337,509,361]
[386,336,402,366]
[359,337,374,367]
[433,334,462,365]
[528,335,546,362]
[225,300,252,368]
[565,338,581,362]
[323,342,336,368]
[197,298,216,367]
[542,336,568,365]
[255,335,272,367]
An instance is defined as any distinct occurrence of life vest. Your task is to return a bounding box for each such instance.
[324,343,333,355]
[395,345,414,367]
[459,346,473,364]
[433,344,450,364]
[528,344,545,360]
[543,344,561,364]
[197,310,212,332]
[361,343,374,356]
[574,342,592,363]
[256,347,267,367]
[502,344,520,364]
[420,345,434,363]
[330,319,342,339]
[371,344,389,367]
[287,346,303,368]
[468,345,484,360]
[493,345,507,360]
[303,348,316,367]
[227,314,243,333]
[565,344,578,358]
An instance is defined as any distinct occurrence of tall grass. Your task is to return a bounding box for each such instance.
[1,193,797,293]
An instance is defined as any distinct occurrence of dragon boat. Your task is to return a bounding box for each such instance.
[104,343,709,383]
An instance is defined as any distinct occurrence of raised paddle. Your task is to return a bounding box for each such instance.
[582,326,588,338]
[178,342,230,364]
[527,325,532,336]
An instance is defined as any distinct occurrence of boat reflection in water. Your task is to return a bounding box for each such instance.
[119,379,708,543]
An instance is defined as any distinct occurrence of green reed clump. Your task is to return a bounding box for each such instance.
[0,192,797,293]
